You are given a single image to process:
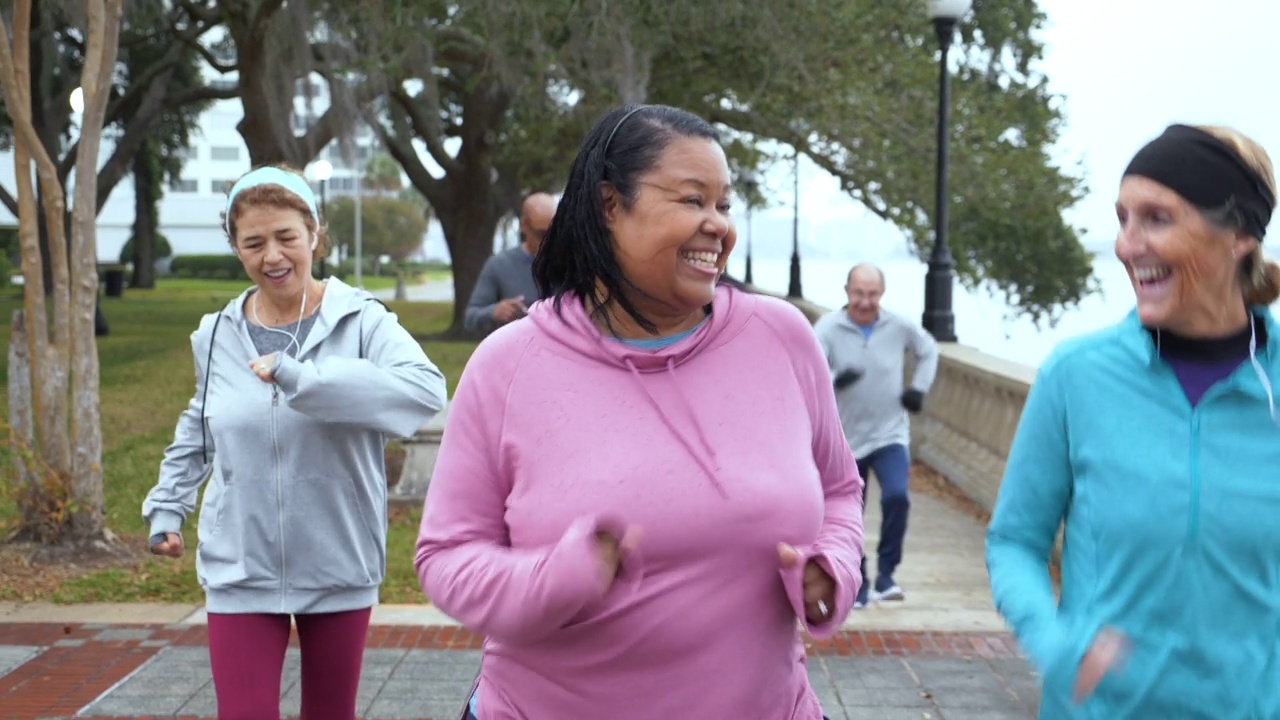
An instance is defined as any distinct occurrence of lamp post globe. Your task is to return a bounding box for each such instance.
[311,159,333,182]
[928,0,972,21]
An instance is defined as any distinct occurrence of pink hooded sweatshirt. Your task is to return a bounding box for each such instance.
[415,284,865,719]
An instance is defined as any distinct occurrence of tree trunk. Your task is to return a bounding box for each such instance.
[65,0,124,541]
[0,0,69,484]
[228,3,335,169]
[7,310,44,535]
[436,182,503,338]
[130,140,158,289]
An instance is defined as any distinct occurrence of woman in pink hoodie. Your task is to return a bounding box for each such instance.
[415,103,865,719]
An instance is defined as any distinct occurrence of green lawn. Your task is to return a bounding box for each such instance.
[159,274,427,294]
[0,278,476,604]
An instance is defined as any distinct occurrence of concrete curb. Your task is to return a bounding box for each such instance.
[0,601,1006,633]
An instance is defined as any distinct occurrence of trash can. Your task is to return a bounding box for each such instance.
[104,268,125,297]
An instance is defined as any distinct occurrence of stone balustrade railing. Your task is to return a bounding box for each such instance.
[907,344,1034,513]
[758,286,1036,516]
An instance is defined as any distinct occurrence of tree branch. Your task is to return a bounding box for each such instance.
[181,35,237,73]
[704,104,900,224]
[373,111,443,209]
[389,86,458,174]
[174,0,222,27]
[168,80,239,106]
[0,181,16,218]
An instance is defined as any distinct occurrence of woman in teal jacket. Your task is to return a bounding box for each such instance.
[986,123,1278,719]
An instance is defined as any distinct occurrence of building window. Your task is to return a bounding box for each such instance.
[210,146,241,161]
[169,179,197,193]
[210,179,237,194]
[176,146,198,160]
[292,113,320,134]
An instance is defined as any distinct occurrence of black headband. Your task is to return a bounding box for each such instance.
[1123,124,1274,241]
[603,105,647,154]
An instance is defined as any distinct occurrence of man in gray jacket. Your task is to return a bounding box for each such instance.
[463,192,557,335]
[814,262,939,607]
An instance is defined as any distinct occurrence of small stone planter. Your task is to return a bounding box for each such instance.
[389,404,447,506]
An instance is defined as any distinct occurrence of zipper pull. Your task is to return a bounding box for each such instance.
[273,386,279,405]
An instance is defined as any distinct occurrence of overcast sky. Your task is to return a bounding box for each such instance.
[761,0,1280,256]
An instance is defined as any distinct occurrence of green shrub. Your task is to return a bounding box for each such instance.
[169,254,247,280]
[119,233,174,264]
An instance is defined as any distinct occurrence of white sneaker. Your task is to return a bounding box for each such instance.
[873,584,905,602]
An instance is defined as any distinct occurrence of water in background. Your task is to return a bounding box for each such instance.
[742,253,1139,369]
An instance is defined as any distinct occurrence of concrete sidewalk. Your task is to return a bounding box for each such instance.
[370,278,454,303]
[0,620,1035,720]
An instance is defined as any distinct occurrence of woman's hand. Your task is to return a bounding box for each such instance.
[592,529,641,587]
[779,543,837,624]
[1073,627,1128,704]
[149,532,184,558]
[249,353,277,383]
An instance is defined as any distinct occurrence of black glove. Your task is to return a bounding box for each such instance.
[901,389,924,413]
[833,368,863,391]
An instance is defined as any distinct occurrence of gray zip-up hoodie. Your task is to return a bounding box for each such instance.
[142,278,447,615]
[812,307,938,459]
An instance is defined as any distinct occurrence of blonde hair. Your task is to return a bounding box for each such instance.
[1195,125,1278,305]
[219,164,329,261]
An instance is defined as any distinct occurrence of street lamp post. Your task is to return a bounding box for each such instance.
[787,150,802,298]
[921,0,971,343]
[310,159,333,278]
[741,170,759,285]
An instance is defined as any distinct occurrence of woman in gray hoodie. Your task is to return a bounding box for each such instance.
[142,164,447,720]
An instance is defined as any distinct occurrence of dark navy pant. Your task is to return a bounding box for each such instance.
[857,443,911,583]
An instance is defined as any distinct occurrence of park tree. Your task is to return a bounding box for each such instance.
[326,194,428,270]
[673,0,1097,325]
[0,0,124,544]
[363,152,403,195]
[177,0,384,168]
[349,0,1095,332]
[0,0,233,291]
[340,0,605,335]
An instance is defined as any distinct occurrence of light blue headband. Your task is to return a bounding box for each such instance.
[224,167,319,232]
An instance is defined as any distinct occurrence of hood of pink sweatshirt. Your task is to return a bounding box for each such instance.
[526,284,751,371]
[526,285,755,498]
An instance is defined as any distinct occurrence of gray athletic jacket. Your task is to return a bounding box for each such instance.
[813,307,938,459]
[142,278,447,614]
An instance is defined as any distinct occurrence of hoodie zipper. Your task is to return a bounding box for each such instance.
[272,384,286,609]
[1186,412,1201,546]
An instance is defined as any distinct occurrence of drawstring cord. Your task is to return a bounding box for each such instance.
[621,356,728,498]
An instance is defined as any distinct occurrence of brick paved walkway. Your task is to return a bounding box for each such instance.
[0,621,1038,719]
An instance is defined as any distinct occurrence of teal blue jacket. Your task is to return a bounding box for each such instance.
[987,307,1280,719]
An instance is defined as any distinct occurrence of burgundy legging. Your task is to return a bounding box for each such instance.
[207,607,372,720]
